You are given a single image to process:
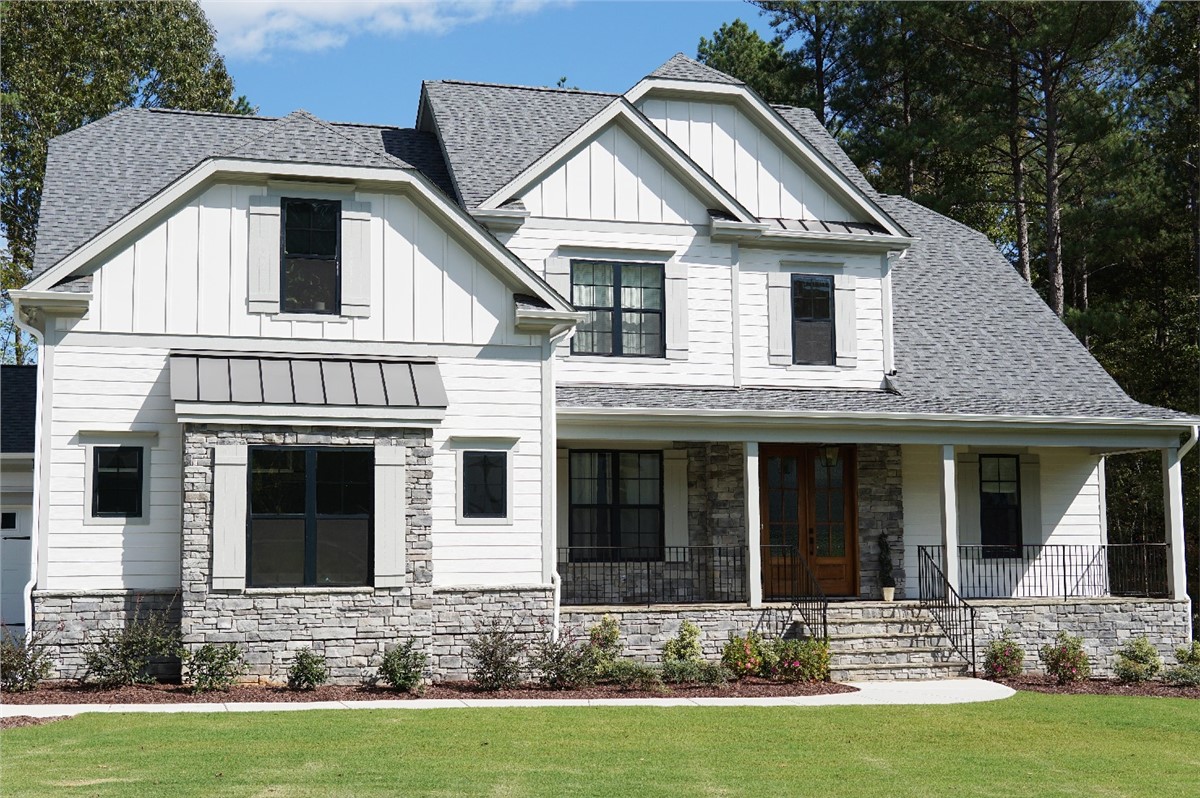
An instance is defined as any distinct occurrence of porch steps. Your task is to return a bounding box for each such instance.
[823,602,972,681]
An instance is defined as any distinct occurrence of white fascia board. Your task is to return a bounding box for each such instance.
[174,401,447,428]
[754,229,917,251]
[476,99,758,224]
[24,158,572,315]
[627,79,906,238]
[514,307,586,335]
[470,207,531,233]
[9,289,92,332]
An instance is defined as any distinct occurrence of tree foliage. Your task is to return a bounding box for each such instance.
[0,0,251,362]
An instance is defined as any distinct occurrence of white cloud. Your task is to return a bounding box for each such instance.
[201,0,555,59]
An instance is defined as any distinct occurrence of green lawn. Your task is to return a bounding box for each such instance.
[2,693,1197,797]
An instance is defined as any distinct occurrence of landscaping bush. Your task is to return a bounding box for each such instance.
[81,605,181,687]
[529,626,596,690]
[1113,637,1163,684]
[764,638,830,682]
[0,628,53,693]
[183,643,246,693]
[721,631,766,679]
[377,639,427,693]
[983,631,1025,680]
[661,659,729,686]
[608,659,664,691]
[1039,632,1091,684]
[467,616,527,691]
[287,648,329,691]
[1175,641,1200,666]
[662,620,702,664]
[587,615,622,677]
[1162,663,1200,687]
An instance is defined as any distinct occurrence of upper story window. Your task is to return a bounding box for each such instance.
[92,446,144,518]
[281,198,341,314]
[571,261,664,357]
[791,275,834,365]
[979,454,1021,558]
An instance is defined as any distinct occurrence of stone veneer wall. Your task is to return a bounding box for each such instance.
[431,586,555,679]
[32,589,181,680]
[976,598,1193,677]
[856,444,905,600]
[181,425,434,684]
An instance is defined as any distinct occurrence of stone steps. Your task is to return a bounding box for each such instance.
[832,660,970,681]
[820,603,973,680]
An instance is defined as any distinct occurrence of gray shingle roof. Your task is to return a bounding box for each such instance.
[1,365,38,453]
[421,81,616,209]
[773,105,882,202]
[648,53,744,85]
[30,108,455,281]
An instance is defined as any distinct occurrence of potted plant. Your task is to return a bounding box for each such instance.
[878,533,896,601]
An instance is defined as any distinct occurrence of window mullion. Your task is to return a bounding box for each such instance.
[304,448,317,586]
[611,263,623,357]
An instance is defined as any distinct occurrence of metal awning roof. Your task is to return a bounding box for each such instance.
[169,352,447,408]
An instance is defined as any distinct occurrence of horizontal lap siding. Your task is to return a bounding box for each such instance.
[1034,448,1104,546]
[900,445,944,581]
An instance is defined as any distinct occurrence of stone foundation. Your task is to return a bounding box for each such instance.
[31,589,180,680]
[431,586,555,679]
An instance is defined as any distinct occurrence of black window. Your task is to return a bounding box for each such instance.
[571,261,664,357]
[568,451,662,561]
[281,198,340,314]
[92,446,143,518]
[792,275,835,365]
[979,455,1021,558]
[462,451,508,519]
[1,512,15,530]
[248,447,372,587]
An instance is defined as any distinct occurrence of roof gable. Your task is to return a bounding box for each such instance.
[647,53,744,85]
[222,110,402,169]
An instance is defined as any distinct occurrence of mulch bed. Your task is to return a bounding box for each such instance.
[1,677,854,705]
[0,715,68,730]
[999,675,1200,699]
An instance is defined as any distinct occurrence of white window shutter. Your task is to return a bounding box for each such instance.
[545,257,571,300]
[212,444,248,591]
[663,450,689,561]
[248,197,281,314]
[374,443,407,588]
[340,201,372,318]
[955,454,981,547]
[664,260,688,360]
[1019,455,1042,545]
[834,273,858,367]
[767,272,792,366]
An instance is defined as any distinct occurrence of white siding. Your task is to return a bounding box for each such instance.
[78,183,533,347]
[520,125,710,225]
[901,444,944,582]
[638,98,860,222]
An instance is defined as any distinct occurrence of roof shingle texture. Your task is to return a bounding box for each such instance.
[1,365,38,453]
[31,108,454,280]
[648,53,745,85]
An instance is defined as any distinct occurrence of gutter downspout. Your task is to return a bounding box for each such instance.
[1178,425,1199,460]
[545,324,575,643]
[11,298,45,635]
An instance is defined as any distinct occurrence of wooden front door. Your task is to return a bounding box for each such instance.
[760,445,858,598]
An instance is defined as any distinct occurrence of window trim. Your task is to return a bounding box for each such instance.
[454,440,516,526]
[245,445,375,588]
[978,453,1022,558]
[279,197,342,316]
[80,434,155,527]
[790,273,836,366]
[569,260,666,358]
[566,449,665,562]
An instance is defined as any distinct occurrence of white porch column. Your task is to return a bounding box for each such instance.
[939,444,961,593]
[1163,447,1187,601]
[745,441,763,607]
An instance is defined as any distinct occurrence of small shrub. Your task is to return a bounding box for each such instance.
[608,659,664,692]
[377,639,427,693]
[468,616,527,691]
[661,659,729,686]
[662,620,702,665]
[529,625,596,690]
[81,605,181,687]
[721,631,766,680]
[983,631,1025,680]
[287,648,328,691]
[1175,641,1200,666]
[0,628,53,693]
[587,615,622,677]
[1162,664,1200,687]
[1113,637,1163,684]
[1039,632,1091,684]
[764,638,830,683]
[183,643,246,693]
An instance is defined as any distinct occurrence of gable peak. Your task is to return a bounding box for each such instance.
[646,53,743,86]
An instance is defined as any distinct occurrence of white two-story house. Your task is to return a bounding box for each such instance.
[10,55,1196,682]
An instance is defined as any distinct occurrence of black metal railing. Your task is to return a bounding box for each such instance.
[918,546,977,675]
[556,546,746,606]
[928,544,1171,600]
[760,544,828,640]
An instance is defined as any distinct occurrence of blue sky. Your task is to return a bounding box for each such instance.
[202,1,774,125]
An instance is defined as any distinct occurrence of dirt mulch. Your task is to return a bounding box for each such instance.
[2,678,854,705]
[1,715,68,730]
[999,675,1200,699]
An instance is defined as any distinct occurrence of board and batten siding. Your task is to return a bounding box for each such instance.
[637,97,860,222]
[77,182,534,347]
[519,125,710,225]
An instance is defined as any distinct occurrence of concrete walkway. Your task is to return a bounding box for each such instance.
[2,679,1013,718]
